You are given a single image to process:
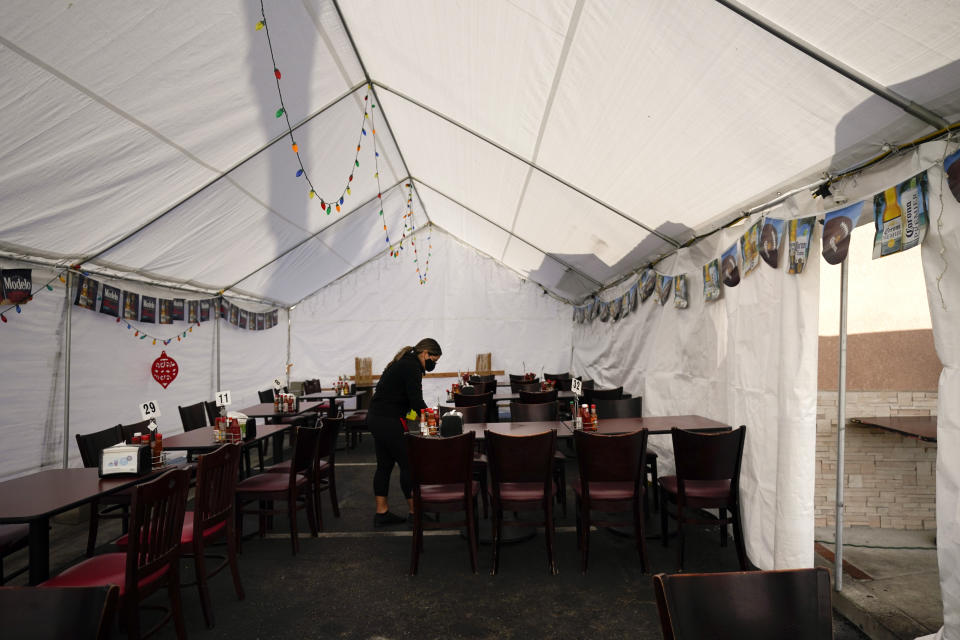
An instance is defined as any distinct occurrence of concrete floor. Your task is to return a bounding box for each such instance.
[815,526,942,640]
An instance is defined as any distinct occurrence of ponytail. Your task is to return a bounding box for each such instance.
[390,345,415,365]
[388,338,442,366]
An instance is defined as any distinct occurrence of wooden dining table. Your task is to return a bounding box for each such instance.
[163,423,292,473]
[463,415,730,439]
[0,468,160,584]
[238,400,327,420]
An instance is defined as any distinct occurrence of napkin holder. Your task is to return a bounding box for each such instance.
[99,443,152,477]
[440,410,463,437]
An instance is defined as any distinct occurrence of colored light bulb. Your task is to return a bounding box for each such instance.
[362,129,366,136]
[15,305,21,313]
[292,143,298,152]
[355,160,359,167]
[346,187,351,195]
[338,197,344,205]
[309,190,316,199]
[46,284,53,291]
[152,339,156,345]
[276,107,284,118]
[255,20,265,30]
[349,174,353,182]
[336,204,341,212]
[274,68,281,79]
[296,169,303,177]
[1,315,6,323]
[135,331,139,337]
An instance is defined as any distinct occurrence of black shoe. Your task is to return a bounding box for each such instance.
[374,511,406,527]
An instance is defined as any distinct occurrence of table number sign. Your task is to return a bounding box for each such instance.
[273,378,283,392]
[570,378,583,396]
[151,351,179,389]
[140,400,162,420]
[215,390,232,407]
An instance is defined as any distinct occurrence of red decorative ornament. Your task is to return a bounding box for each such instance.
[151,350,179,389]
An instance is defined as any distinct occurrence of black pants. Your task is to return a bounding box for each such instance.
[368,414,412,499]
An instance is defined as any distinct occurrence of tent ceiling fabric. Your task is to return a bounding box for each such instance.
[2,1,960,305]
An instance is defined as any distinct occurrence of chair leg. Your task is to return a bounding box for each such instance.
[575,495,583,550]
[649,457,659,512]
[580,501,590,573]
[545,498,557,575]
[732,504,748,570]
[719,508,728,547]
[193,544,215,628]
[256,441,265,472]
[124,594,142,640]
[168,565,188,640]
[466,497,478,574]
[312,479,324,534]
[328,470,340,517]
[289,493,300,555]
[304,486,319,539]
[556,464,567,517]
[86,502,100,557]
[491,505,501,576]
[677,506,685,571]
[409,512,422,576]
[226,522,245,600]
[660,488,669,548]
[633,497,648,573]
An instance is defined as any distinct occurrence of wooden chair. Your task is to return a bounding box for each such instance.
[236,426,320,555]
[257,389,275,403]
[592,397,657,516]
[509,401,567,517]
[508,373,536,383]
[652,567,832,639]
[518,389,558,404]
[583,386,624,404]
[0,524,29,584]
[453,390,496,423]
[75,425,129,556]
[659,426,748,570]
[406,432,480,575]
[265,416,342,530]
[574,429,649,573]
[509,380,540,393]
[203,400,220,425]
[486,430,558,575]
[468,380,496,394]
[177,402,208,431]
[40,468,191,640]
[543,372,570,381]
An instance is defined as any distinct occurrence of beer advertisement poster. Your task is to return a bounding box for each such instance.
[171,298,185,321]
[122,291,139,321]
[1,268,32,304]
[638,269,656,302]
[99,284,121,317]
[739,220,761,277]
[945,148,960,204]
[187,300,198,323]
[759,218,786,269]
[872,171,929,259]
[256,313,265,330]
[74,275,99,310]
[238,309,248,329]
[271,309,279,326]
[229,304,239,326]
[720,243,740,287]
[822,202,863,265]
[220,298,229,320]
[787,216,816,274]
[656,274,673,306]
[674,274,689,309]
[140,296,157,323]
[199,299,210,322]
[702,258,722,302]
[159,299,173,324]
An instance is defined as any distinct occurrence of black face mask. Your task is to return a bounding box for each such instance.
[424,358,437,372]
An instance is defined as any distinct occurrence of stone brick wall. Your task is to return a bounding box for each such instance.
[815,390,937,530]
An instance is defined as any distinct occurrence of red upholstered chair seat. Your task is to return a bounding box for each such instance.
[238,472,308,492]
[40,553,169,598]
[266,459,329,474]
[495,481,557,502]
[116,511,227,549]
[421,481,479,503]
[573,480,636,501]
[657,476,731,503]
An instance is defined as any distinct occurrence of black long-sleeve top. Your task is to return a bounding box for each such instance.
[367,351,427,419]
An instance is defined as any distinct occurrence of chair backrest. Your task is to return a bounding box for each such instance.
[469,374,496,384]
[289,426,322,480]
[453,391,493,408]
[508,373,535,382]
[652,567,833,640]
[75,425,123,468]
[509,401,558,422]
[574,429,648,487]
[510,380,540,393]
[455,403,486,424]
[193,444,242,536]
[301,379,317,395]
[580,379,595,391]
[672,426,745,488]
[355,384,375,410]
[118,420,153,443]
[469,380,495,394]
[177,402,208,431]
[316,416,343,461]
[486,430,555,486]
[593,396,644,419]
[518,389,557,404]
[257,388,275,403]
[126,468,190,590]
[203,400,220,425]
[406,431,476,487]
[584,386,624,402]
[543,372,570,381]
[553,377,573,391]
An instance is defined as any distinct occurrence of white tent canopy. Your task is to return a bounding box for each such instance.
[3,2,960,636]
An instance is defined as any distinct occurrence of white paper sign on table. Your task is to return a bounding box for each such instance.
[215,390,232,407]
[570,378,583,396]
[140,400,162,420]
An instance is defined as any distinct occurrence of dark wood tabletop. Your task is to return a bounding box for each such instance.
[462,415,729,439]
[491,390,576,402]
[848,416,937,443]
[300,390,367,401]
[162,423,291,453]
[238,400,326,419]
[0,467,158,584]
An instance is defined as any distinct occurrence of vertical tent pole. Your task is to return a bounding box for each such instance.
[286,308,292,390]
[62,271,73,468]
[215,296,221,391]
[835,258,850,590]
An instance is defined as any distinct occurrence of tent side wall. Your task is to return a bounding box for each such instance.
[289,228,573,401]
